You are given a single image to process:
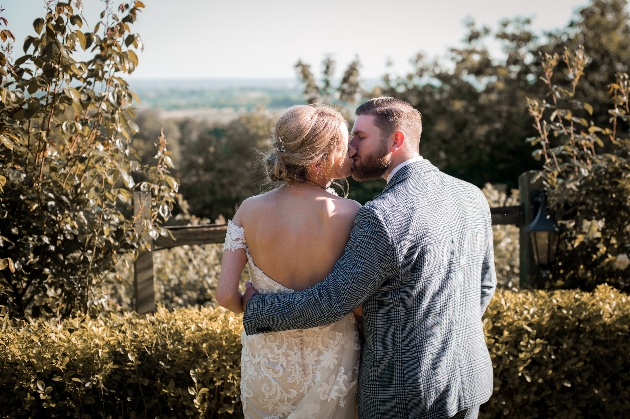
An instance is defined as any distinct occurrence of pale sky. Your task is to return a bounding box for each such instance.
[4,0,592,80]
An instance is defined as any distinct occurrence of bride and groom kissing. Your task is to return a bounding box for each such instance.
[216,97,496,419]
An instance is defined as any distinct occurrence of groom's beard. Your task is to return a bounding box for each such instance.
[351,140,391,181]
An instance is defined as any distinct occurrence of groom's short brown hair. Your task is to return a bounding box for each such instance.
[355,97,422,149]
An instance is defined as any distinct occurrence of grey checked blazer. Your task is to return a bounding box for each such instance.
[243,159,497,419]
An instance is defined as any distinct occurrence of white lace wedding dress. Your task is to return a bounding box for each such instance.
[223,221,361,419]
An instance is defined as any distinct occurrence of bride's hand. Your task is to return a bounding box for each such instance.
[242,281,259,311]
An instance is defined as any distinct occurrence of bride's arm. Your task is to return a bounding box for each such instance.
[217,248,246,313]
[216,212,247,313]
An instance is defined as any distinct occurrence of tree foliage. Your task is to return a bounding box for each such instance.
[131,110,276,221]
[179,111,275,220]
[289,0,630,290]
[378,17,541,188]
[294,55,365,108]
[544,0,630,137]
[0,1,178,318]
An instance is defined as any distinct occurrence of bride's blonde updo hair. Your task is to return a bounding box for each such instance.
[266,104,347,183]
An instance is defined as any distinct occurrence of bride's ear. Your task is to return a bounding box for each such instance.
[307,161,322,174]
[306,160,328,182]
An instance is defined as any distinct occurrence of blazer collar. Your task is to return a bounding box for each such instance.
[382,158,433,193]
[386,156,424,183]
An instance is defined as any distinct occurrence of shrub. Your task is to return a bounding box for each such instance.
[1,287,628,418]
[527,47,630,291]
[0,1,178,318]
[0,306,243,419]
[482,285,630,418]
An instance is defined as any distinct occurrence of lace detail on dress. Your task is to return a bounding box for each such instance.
[223,220,247,252]
[246,252,293,295]
[234,219,360,419]
[241,314,360,419]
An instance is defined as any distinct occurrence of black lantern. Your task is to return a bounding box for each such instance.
[525,191,560,267]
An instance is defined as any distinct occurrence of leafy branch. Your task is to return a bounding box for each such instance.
[0,1,178,318]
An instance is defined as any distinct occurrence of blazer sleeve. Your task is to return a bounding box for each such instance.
[480,201,497,314]
[242,205,398,336]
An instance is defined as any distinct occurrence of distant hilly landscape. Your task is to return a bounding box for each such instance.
[128,78,381,119]
[128,78,304,114]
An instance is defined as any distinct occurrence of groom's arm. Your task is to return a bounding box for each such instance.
[242,206,398,336]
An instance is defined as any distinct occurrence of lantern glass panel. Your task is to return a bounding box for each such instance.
[533,231,550,266]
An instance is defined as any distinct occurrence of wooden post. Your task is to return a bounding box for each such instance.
[518,171,543,288]
[134,191,155,314]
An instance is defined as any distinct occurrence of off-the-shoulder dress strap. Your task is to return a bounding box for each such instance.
[223,220,247,252]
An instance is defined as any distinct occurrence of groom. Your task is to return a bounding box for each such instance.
[242,97,496,419]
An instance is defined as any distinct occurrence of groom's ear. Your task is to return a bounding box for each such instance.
[391,130,406,152]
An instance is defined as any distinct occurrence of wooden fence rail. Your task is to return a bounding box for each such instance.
[153,224,228,251]
[133,172,543,313]
[490,206,523,227]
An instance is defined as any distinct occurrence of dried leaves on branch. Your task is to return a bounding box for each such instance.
[526,47,630,291]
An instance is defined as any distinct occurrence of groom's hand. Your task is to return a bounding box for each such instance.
[242,281,258,311]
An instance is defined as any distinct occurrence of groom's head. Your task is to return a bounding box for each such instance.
[349,97,422,181]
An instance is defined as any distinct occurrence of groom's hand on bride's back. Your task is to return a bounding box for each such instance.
[242,281,258,311]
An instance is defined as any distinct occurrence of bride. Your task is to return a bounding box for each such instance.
[216,104,362,419]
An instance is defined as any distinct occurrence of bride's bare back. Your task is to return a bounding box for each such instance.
[239,185,360,291]
[216,104,358,315]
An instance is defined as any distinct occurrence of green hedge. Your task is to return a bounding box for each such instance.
[1,286,628,418]
[482,285,630,418]
[0,307,243,419]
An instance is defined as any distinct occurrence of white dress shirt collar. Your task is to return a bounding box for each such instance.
[386,156,423,183]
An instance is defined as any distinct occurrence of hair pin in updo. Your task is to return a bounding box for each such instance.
[275,137,286,153]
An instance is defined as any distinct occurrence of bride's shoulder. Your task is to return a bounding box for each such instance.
[234,190,281,220]
[335,196,361,210]
[239,189,280,209]
[328,196,362,219]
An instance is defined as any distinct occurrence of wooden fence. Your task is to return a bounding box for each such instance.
[133,171,543,314]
